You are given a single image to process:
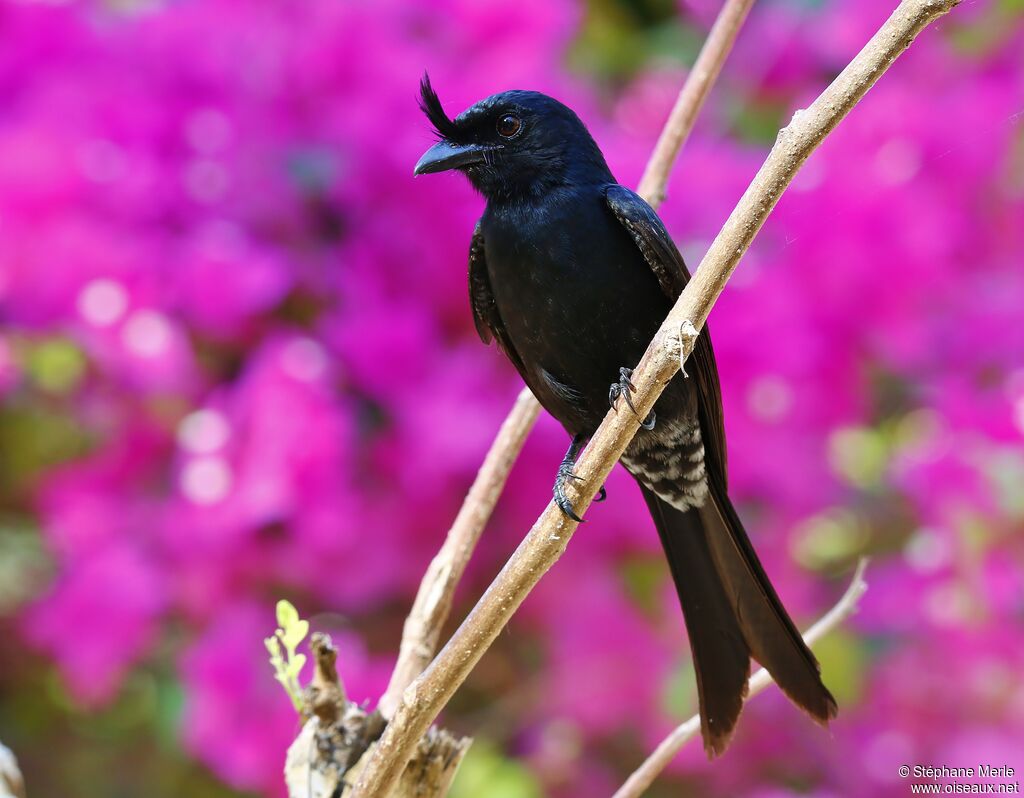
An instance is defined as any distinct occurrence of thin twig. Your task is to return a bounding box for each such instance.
[351,2,958,794]
[377,0,756,717]
[613,560,869,798]
[379,387,540,717]
[636,0,757,207]
[306,632,346,724]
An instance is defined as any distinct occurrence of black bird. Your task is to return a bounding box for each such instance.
[414,76,837,755]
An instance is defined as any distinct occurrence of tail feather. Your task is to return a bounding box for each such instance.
[702,476,838,724]
[639,479,836,757]
[642,488,750,755]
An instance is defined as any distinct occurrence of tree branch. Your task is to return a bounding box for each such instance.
[636,0,756,207]
[351,1,958,793]
[284,634,470,798]
[378,386,540,718]
[613,560,870,798]
[376,0,756,720]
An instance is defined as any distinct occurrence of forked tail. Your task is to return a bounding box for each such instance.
[639,478,837,756]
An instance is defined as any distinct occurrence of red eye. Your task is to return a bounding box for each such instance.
[496,114,522,138]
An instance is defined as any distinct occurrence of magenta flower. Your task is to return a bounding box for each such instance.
[22,543,167,705]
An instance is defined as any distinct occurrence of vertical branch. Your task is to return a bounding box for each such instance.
[636,0,757,207]
[612,561,869,798]
[351,2,959,795]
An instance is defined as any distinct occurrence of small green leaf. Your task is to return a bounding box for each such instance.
[267,599,311,713]
[284,619,309,650]
[276,599,299,629]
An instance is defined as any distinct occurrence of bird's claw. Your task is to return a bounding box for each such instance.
[609,367,656,430]
[609,367,638,414]
[555,468,606,515]
[553,434,588,522]
[553,463,585,523]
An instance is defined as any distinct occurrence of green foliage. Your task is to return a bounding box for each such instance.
[0,517,49,614]
[948,0,1024,55]
[828,426,889,490]
[569,0,698,83]
[449,741,543,798]
[0,405,92,504]
[814,629,868,707]
[0,658,241,798]
[983,449,1024,519]
[25,337,88,395]
[620,555,665,616]
[265,600,309,712]
[792,510,871,571]
[724,95,792,147]
[662,658,697,718]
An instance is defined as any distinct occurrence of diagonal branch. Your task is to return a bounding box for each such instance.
[378,386,540,717]
[637,0,756,207]
[613,560,870,798]
[351,2,958,793]
[376,0,759,719]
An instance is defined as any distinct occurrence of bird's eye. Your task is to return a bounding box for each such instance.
[496,114,522,139]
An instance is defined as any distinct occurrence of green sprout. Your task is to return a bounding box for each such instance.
[265,599,309,711]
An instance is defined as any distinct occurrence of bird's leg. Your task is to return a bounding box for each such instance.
[553,434,595,522]
[608,367,656,430]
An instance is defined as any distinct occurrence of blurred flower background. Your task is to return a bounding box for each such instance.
[0,0,1022,795]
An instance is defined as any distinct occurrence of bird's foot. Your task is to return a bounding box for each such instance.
[554,464,584,522]
[553,434,587,522]
[608,367,656,429]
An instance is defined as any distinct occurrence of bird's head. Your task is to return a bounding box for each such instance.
[413,74,612,201]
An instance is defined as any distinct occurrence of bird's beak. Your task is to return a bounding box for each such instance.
[414,140,489,175]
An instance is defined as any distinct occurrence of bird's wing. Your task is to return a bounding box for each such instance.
[604,184,728,484]
[468,220,528,376]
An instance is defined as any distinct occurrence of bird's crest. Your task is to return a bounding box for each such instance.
[419,73,460,141]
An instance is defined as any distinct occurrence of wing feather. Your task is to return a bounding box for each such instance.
[468,220,527,376]
[604,184,729,484]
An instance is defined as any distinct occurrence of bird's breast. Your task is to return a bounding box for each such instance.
[480,193,673,433]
